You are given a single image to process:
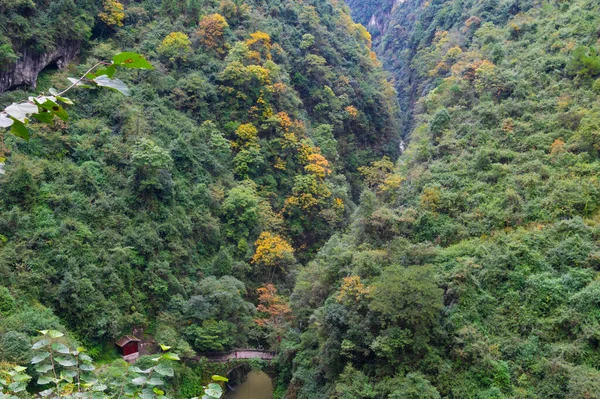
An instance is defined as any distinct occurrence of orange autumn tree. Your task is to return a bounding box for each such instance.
[198,13,229,54]
[254,284,292,345]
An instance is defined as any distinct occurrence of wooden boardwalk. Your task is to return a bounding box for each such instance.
[190,349,276,363]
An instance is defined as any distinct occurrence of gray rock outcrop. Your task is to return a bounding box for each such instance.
[0,41,80,94]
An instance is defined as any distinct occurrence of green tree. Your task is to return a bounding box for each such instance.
[369,265,442,331]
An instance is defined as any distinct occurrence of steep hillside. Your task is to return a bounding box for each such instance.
[285,0,600,397]
[0,0,399,355]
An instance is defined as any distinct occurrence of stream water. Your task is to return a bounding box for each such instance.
[226,371,273,399]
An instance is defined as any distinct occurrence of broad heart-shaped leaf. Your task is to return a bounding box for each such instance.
[13,366,27,372]
[47,330,64,338]
[61,369,77,379]
[0,113,13,127]
[57,358,76,367]
[79,363,95,371]
[10,119,30,141]
[8,381,27,392]
[37,376,54,385]
[32,338,50,349]
[36,99,68,121]
[31,352,50,364]
[211,375,228,382]
[159,344,171,351]
[93,75,130,96]
[12,374,31,382]
[154,363,174,377]
[79,353,93,362]
[4,102,38,122]
[207,383,222,392]
[131,376,147,385]
[113,52,153,69]
[139,388,156,399]
[35,364,53,373]
[204,383,222,398]
[130,366,153,374]
[39,388,54,397]
[52,342,71,354]
[153,388,164,396]
[32,111,54,123]
[146,378,164,386]
[92,384,107,392]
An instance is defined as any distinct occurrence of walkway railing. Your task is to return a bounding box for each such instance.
[188,349,276,363]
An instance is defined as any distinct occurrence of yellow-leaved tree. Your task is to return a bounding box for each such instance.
[198,13,229,54]
[251,232,295,281]
[98,0,125,28]
[158,32,192,63]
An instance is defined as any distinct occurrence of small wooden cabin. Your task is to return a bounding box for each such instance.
[116,335,141,362]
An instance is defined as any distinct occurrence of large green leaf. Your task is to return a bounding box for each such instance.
[131,377,147,385]
[9,119,30,141]
[32,111,54,123]
[113,52,153,69]
[211,375,228,382]
[57,358,76,367]
[79,353,93,362]
[32,339,50,350]
[8,382,27,392]
[146,378,164,386]
[52,343,70,354]
[36,99,68,121]
[11,374,31,382]
[155,363,174,377]
[92,384,107,392]
[37,376,54,385]
[31,352,50,364]
[130,366,153,374]
[79,363,95,371]
[47,330,64,338]
[93,75,130,96]
[35,364,53,373]
[205,383,222,398]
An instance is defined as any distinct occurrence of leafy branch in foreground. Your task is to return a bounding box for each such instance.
[0,52,153,143]
[0,331,227,399]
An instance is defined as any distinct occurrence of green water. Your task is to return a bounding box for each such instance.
[227,371,273,399]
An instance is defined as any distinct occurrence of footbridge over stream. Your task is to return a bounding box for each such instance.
[189,349,276,363]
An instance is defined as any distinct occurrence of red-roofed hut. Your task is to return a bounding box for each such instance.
[116,335,141,362]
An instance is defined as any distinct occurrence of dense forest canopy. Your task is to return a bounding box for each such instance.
[284,0,600,398]
[0,0,399,350]
[2,0,600,398]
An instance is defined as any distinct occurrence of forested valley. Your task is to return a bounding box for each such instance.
[1,0,600,398]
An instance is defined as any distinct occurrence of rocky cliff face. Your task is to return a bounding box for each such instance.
[0,41,80,94]
[345,0,425,136]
